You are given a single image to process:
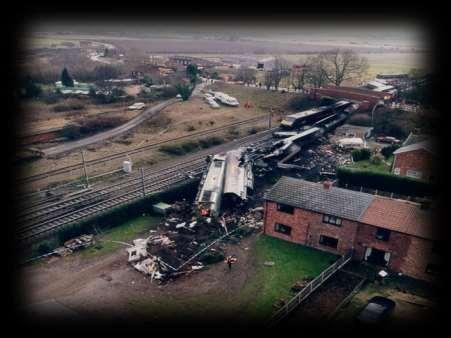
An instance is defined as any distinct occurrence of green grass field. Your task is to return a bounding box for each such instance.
[81,214,162,258]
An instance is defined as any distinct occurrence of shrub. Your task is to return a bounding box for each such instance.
[53,103,85,112]
[198,136,224,148]
[351,148,371,162]
[157,86,178,99]
[227,127,240,138]
[77,116,126,135]
[247,127,260,135]
[175,83,193,101]
[60,124,81,140]
[287,95,316,111]
[381,144,400,159]
[348,113,372,127]
[37,242,52,255]
[336,167,435,197]
[159,144,185,156]
[370,154,384,165]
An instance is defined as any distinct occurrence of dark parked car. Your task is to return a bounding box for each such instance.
[356,296,396,324]
[376,136,401,144]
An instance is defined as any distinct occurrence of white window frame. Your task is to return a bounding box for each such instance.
[393,167,400,175]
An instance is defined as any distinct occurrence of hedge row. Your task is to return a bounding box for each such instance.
[336,167,435,197]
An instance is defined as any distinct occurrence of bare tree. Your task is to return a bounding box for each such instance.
[291,64,309,91]
[321,49,369,86]
[272,57,290,90]
[235,67,256,85]
[264,70,273,90]
[304,55,328,89]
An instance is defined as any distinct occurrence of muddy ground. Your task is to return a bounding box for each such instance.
[19,234,261,323]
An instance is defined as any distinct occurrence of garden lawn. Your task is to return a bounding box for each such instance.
[241,235,337,319]
[346,157,392,174]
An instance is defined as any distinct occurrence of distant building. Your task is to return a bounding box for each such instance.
[256,57,275,71]
[392,140,436,181]
[315,85,394,105]
[334,124,373,140]
[263,177,441,282]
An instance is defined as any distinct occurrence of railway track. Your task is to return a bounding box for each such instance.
[17,115,269,185]
[17,130,275,243]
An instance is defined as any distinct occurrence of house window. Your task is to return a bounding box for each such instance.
[275,223,292,236]
[394,168,400,175]
[319,235,338,249]
[406,170,422,179]
[375,228,391,241]
[323,214,342,227]
[425,263,441,276]
[277,203,294,214]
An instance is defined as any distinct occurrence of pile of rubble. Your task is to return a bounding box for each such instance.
[289,140,352,180]
[126,200,264,283]
[54,234,95,256]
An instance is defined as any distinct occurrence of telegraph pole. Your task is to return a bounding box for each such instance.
[268,109,272,129]
[81,150,89,188]
[140,168,145,197]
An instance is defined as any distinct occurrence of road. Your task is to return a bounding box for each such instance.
[42,98,180,157]
[41,79,209,158]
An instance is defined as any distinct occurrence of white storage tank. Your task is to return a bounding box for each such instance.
[123,160,133,173]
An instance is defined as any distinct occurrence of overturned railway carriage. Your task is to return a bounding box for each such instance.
[280,100,351,129]
[195,149,253,217]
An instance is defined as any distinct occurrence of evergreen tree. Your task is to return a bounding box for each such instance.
[61,68,74,87]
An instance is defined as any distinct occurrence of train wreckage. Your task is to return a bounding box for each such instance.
[125,99,360,282]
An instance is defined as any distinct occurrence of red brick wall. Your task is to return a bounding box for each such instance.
[392,149,434,180]
[263,201,359,255]
[263,201,309,245]
[263,200,438,282]
[401,237,440,282]
[354,223,411,272]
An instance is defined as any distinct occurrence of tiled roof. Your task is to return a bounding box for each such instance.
[264,177,435,240]
[403,133,429,146]
[264,176,374,221]
[361,197,435,240]
[393,140,435,155]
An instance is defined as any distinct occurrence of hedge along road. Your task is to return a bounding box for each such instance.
[41,98,181,157]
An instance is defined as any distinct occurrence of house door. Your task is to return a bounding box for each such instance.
[364,247,390,267]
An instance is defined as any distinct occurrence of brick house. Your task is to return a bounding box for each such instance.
[392,140,435,181]
[263,177,441,282]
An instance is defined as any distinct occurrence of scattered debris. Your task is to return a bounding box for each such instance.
[55,234,95,256]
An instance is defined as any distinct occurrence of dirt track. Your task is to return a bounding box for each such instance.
[20,234,259,322]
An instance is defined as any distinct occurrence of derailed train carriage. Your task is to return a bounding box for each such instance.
[195,149,253,217]
[280,100,352,129]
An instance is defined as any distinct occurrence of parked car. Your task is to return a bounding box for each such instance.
[356,296,396,324]
[376,136,401,144]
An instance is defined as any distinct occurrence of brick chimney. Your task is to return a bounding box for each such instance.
[323,180,332,190]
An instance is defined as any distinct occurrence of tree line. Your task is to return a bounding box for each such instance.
[234,49,369,91]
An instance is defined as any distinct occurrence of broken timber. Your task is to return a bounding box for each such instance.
[269,249,354,326]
